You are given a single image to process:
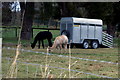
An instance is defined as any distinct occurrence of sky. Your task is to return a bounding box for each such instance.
[11,1,21,12]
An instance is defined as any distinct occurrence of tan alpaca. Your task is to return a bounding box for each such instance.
[48,35,68,52]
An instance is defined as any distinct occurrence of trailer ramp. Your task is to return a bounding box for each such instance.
[102,32,113,48]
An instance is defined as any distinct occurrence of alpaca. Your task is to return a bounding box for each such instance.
[31,31,52,49]
[48,35,68,52]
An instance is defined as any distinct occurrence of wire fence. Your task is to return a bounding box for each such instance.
[5,57,113,78]
[4,47,118,65]
[3,47,118,78]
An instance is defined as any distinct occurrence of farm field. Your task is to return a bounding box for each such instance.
[2,45,118,78]
[1,26,119,78]
[2,2,120,79]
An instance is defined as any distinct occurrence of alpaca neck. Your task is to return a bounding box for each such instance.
[33,37,38,44]
[50,42,57,49]
[32,37,38,48]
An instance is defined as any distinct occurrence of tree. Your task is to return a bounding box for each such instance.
[2,2,12,25]
[112,2,120,32]
[20,2,34,40]
[57,2,87,18]
[85,2,116,37]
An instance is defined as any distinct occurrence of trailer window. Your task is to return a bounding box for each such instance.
[74,23,81,25]
[74,23,102,26]
[74,23,87,26]
[89,24,102,26]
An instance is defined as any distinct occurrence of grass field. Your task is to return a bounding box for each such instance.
[2,28,60,45]
[2,46,118,78]
[2,26,119,78]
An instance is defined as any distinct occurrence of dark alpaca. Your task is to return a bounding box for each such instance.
[31,31,53,49]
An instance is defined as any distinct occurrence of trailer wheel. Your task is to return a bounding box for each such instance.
[83,41,89,49]
[91,41,99,49]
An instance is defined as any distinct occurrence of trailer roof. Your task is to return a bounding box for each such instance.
[61,17,103,25]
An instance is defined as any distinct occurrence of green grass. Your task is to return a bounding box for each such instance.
[2,28,60,46]
[2,26,119,78]
[2,47,118,78]
[113,38,120,47]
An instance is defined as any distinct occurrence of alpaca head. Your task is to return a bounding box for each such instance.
[31,43,35,49]
[47,46,53,52]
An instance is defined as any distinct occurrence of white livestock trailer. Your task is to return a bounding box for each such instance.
[60,17,113,49]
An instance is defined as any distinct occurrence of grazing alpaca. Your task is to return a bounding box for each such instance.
[48,35,68,52]
[31,31,52,49]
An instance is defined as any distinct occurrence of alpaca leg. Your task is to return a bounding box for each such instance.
[60,44,62,50]
[57,45,61,53]
[64,44,67,49]
[60,45,63,54]
[48,39,52,47]
[63,44,67,53]
[42,40,44,49]
[38,40,41,49]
